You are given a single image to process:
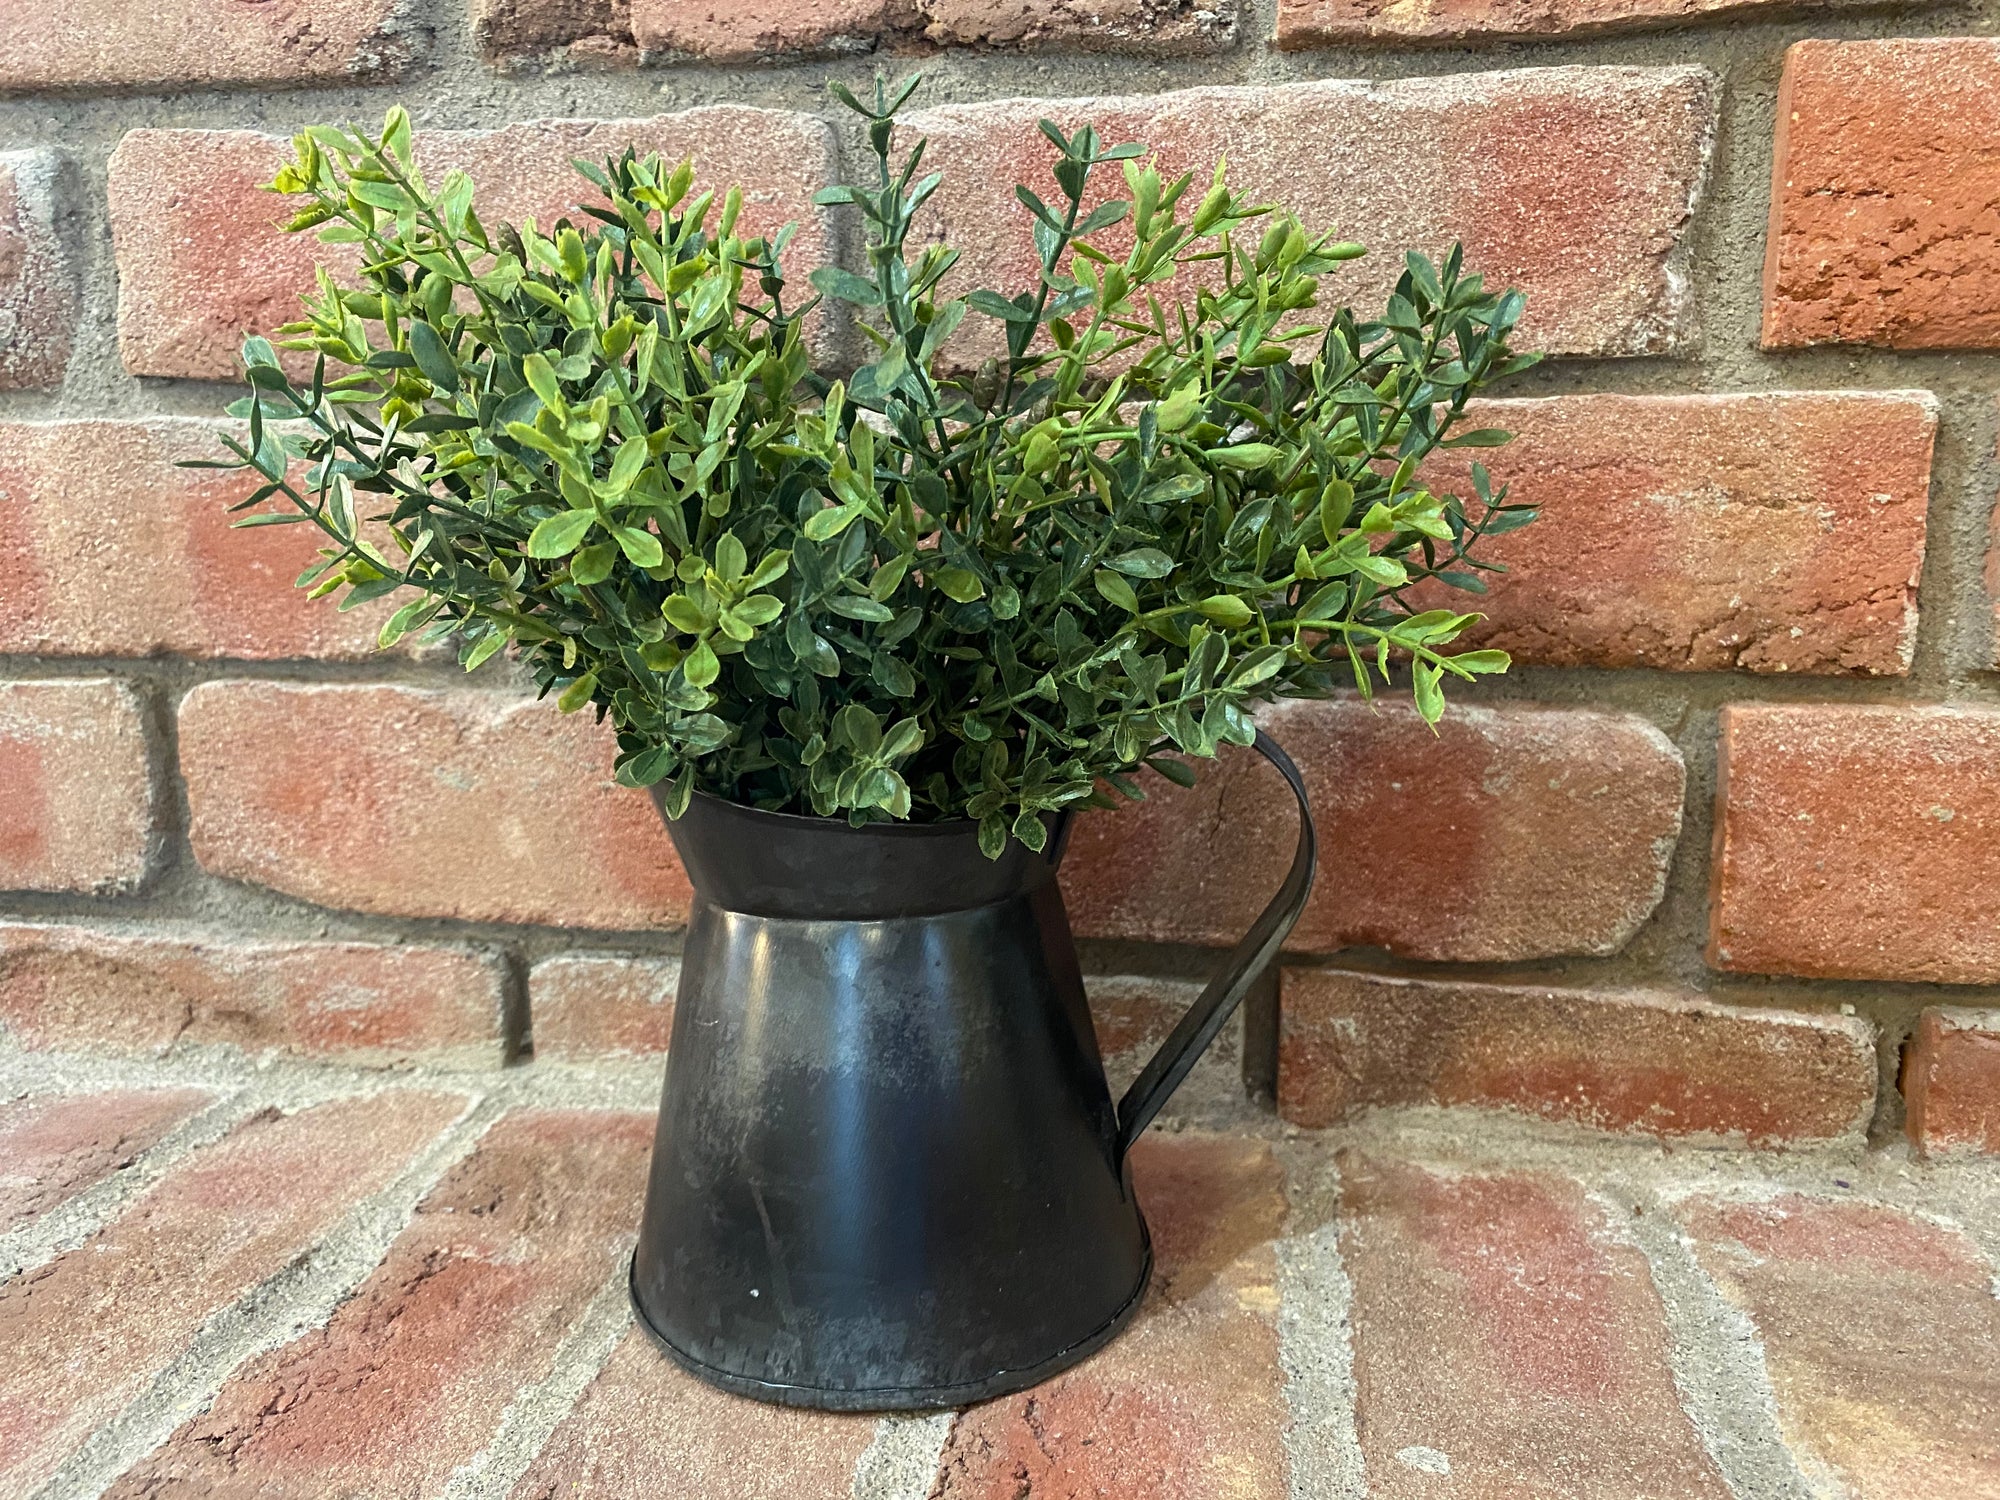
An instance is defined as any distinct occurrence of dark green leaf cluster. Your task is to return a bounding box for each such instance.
[205,83,1538,853]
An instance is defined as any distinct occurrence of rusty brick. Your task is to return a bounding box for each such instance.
[1765,40,2000,349]
[1414,391,1935,675]
[1678,1191,2000,1496]
[0,679,153,895]
[0,1087,209,1232]
[1902,1007,2000,1159]
[1062,698,1684,962]
[107,1109,653,1500]
[0,150,72,390]
[1280,969,1876,1143]
[0,1093,466,1499]
[1340,1152,1731,1498]
[178,681,689,929]
[0,420,390,660]
[1711,705,2000,983]
[906,67,1716,360]
[1277,0,1859,45]
[0,922,506,1064]
[110,111,836,380]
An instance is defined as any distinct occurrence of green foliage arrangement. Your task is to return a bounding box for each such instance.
[204,80,1537,854]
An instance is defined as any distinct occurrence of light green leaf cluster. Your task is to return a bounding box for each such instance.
[205,83,1537,847]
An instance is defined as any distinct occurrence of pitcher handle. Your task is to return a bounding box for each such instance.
[1114,730,1318,1161]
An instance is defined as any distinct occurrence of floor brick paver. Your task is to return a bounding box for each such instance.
[106,1108,654,1500]
[1336,1151,1733,1498]
[0,1092,466,1499]
[0,1086,209,1232]
[1677,1191,2000,1498]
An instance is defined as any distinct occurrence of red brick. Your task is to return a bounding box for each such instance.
[0,1092,465,1498]
[1677,1191,2000,1496]
[109,1109,652,1500]
[0,150,72,391]
[1765,39,2000,349]
[0,922,506,1064]
[631,0,893,57]
[932,1133,1289,1500]
[472,0,634,61]
[110,111,836,380]
[0,0,416,92]
[0,679,153,894]
[0,1087,209,1232]
[1414,391,1935,675]
[179,682,689,929]
[1280,969,1876,1143]
[1277,0,1840,45]
[1902,1007,2000,1158]
[1340,1152,1730,1498]
[0,420,391,659]
[508,1330,877,1498]
[1062,698,1684,962]
[629,0,1227,58]
[529,954,678,1059]
[906,67,1716,360]
[1711,705,2000,983]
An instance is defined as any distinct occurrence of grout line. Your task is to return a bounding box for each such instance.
[437,1263,638,1500]
[28,1091,502,1500]
[0,1085,257,1279]
[1605,1178,1839,1500]
[851,1413,957,1500]
[1274,1146,1367,1500]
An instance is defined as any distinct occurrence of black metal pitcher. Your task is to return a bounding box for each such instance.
[628,731,1315,1411]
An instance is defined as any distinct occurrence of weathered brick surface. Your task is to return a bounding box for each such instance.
[630,0,1228,58]
[1765,40,2000,350]
[0,1092,464,1499]
[0,680,153,895]
[1280,969,1876,1143]
[0,420,390,659]
[0,1087,208,1232]
[0,0,418,93]
[1416,391,1935,675]
[109,1109,653,1500]
[1711,705,2000,984]
[932,1133,1289,1499]
[1340,1152,1730,1498]
[0,922,506,1063]
[472,0,635,61]
[529,954,679,1059]
[1063,698,1684,962]
[1678,1192,2000,1497]
[508,1330,878,1498]
[179,682,689,929]
[1277,0,1838,44]
[907,67,1716,359]
[110,111,836,380]
[0,150,72,391]
[1902,1007,2000,1158]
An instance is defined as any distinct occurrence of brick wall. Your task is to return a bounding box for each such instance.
[2,2,1999,1159]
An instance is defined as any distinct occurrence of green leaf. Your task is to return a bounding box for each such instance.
[684,639,720,688]
[1442,428,1512,448]
[1226,644,1288,688]
[1107,548,1175,579]
[1194,595,1254,628]
[1352,554,1408,588]
[613,525,664,568]
[1449,648,1511,675]
[527,509,596,559]
[557,672,598,712]
[934,567,984,602]
[808,266,883,306]
[1093,569,1140,613]
[1206,443,1280,472]
[1319,480,1354,544]
[522,352,565,413]
[406,319,459,394]
[1412,661,1444,725]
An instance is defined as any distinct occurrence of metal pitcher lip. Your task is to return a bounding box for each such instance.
[650,785,1070,921]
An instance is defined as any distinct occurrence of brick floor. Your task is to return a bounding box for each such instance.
[2,1068,1996,1498]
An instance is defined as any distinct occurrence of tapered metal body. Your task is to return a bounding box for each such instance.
[630,733,1315,1411]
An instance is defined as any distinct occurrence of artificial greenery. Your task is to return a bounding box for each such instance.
[203,79,1537,854]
